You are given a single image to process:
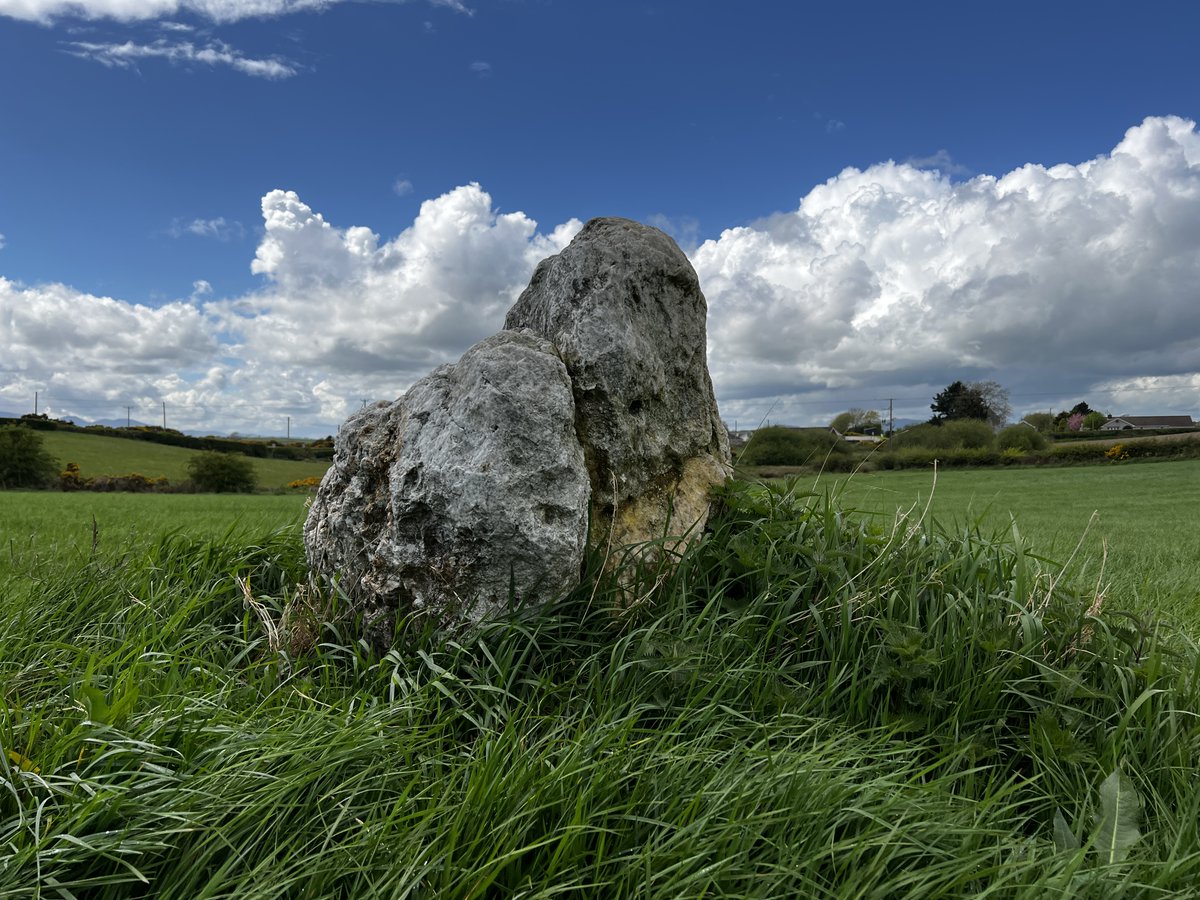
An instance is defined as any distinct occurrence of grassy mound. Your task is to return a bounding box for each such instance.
[3,482,1200,896]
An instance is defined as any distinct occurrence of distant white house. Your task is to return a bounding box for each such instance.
[1100,415,1196,431]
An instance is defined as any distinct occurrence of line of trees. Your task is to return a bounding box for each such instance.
[1021,402,1110,433]
[0,426,260,492]
[823,383,1117,440]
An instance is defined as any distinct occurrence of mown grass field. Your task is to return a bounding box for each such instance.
[4,467,1200,895]
[37,431,330,489]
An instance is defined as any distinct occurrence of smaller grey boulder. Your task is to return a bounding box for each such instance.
[304,330,590,645]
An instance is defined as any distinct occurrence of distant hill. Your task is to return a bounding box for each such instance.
[0,411,258,437]
[40,431,330,490]
[83,417,154,429]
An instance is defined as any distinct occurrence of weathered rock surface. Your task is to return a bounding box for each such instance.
[305,217,730,643]
[505,217,731,555]
[304,330,590,644]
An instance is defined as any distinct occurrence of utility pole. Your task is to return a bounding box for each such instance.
[34,391,38,415]
[125,406,133,428]
[888,398,894,436]
[286,416,291,440]
[162,401,167,430]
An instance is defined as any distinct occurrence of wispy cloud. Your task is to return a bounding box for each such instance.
[469,60,491,77]
[168,217,246,240]
[1,0,467,25]
[0,233,6,250]
[64,37,298,78]
[392,178,413,197]
[825,118,845,134]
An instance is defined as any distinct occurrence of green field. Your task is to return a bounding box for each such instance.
[813,459,1200,626]
[5,469,1200,895]
[37,430,331,489]
[0,492,311,574]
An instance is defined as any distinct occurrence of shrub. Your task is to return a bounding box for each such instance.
[0,425,60,489]
[877,447,938,470]
[1049,443,1107,464]
[888,419,994,452]
[90,473,170,493]
[187,451,258,493]
[288,476,323,491]
[60,461,91,490]
[997,424,1048,452]
[1000,447,1026,464]
[738,426,850,467]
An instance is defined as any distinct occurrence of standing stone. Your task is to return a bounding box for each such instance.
[504,217,731,558]
[304,330,589,645]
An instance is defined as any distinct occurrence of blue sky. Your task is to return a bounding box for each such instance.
[2,0,1199,435]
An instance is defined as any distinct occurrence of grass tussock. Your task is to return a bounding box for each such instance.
[3,481,1200,897]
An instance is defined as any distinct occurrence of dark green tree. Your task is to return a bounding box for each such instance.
[930,381,991,423]
[0,426,61,489]
[186,451,258,493]
[969,380,1012,428]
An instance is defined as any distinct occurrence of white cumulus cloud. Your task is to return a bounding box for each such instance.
[0,276,218,376]
[3,117,1199,435]
[217,184,579,399]
[198,183,582,427]
[695,114,1200,424]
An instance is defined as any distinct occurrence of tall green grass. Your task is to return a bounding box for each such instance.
[815,460,1200,628]
[0,493,311,578]
[3,481,1200,896]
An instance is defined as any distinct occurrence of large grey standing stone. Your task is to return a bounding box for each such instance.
[304,330,590,645]
[504,217,731,557]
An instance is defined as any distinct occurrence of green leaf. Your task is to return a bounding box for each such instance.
[78,683,112,725]
[1052,809,1080,853]
[1093,768,1143,864]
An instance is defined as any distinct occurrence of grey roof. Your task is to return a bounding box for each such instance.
[1106,415,1195,427]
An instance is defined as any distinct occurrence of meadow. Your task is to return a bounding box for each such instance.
[3,464,1200,896]
[37,431,331,489]
[816,459,1200,629]
[0,493,311,576]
